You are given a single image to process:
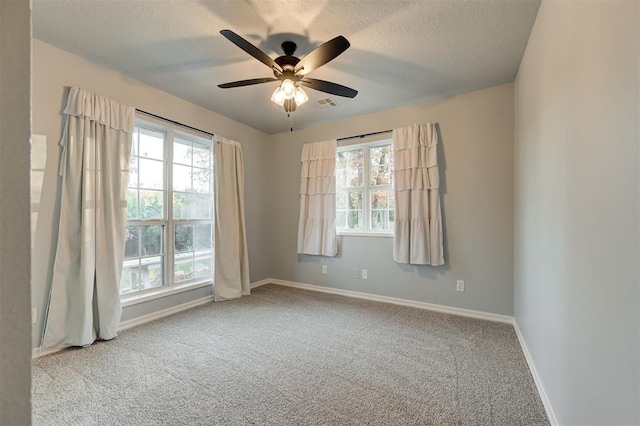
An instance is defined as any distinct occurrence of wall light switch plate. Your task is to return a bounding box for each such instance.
[354,269,360,279]
[322,265,328,274]
[32,307,37,324]
[361,269,368,280]
[456,280,465,292]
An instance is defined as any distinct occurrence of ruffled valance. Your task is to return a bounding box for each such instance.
[63,87,135,132]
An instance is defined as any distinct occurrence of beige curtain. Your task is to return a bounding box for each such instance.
[393,123,444,265]
[297,140,337,256]
[213,136,250,301]
[42,87,134,350]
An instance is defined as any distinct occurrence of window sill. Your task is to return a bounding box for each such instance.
[337,231,394,238]
[121,280,212,308]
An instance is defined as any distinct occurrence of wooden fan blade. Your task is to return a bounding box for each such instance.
[218,78,278,89]
[220,30,283,74]
[300,78,358,98]
[294,36,350,76]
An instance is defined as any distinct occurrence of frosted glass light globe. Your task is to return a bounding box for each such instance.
[281,79,295,99]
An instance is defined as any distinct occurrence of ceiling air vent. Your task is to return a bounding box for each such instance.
[316,97,340,109]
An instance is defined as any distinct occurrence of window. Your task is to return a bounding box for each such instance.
[121,118,214,296]
[336,140,394,235]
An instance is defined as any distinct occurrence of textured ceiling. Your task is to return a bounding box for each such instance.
[33,0,540,135]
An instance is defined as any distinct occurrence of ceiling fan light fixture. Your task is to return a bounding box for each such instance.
[294,86,309,106]
[270,87,285,106]
[281,79,296,99]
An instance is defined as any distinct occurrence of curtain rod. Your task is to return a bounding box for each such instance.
[136,109,214,137]
[337,129,392,143]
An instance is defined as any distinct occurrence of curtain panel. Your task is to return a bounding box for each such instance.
[42,87,134,350]
[297,140,338,256]
[392,123,444,265]
[213,136,250,301]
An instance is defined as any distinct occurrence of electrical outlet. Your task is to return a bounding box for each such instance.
[456,280,465,292]
[31,307,37,324]
[322,265,328,274]
[354,269,360,279]
[361,269,368,280]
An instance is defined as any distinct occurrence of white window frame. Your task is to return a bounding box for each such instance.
[121,115,215,307]
[336,138,394,238]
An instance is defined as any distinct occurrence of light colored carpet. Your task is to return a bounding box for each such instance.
[32,284,549,425]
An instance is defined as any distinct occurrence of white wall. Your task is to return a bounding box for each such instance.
[32,39,272,348]
[0,0,31,423]
[269,84,515,316]
[514,1,639,424]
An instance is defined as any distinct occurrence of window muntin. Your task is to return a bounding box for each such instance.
[336,140,394,234]
[120,120,213,296]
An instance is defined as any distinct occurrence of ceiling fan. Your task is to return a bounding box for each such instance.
[217,29,358,115]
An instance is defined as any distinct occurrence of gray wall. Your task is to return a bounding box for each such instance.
[514,1,639,424]
[269,84,515,316]
[32,40,271,348]
[0,0,32,423]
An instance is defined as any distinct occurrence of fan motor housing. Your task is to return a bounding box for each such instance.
[274,55,300,73]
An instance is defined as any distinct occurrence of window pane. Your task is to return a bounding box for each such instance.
[336,170,347,188]
[192,168,212,194]
[138,158,164,190]
[191,194,213,219]
[347,190,363,209]
[370,210,389,230]
[195,256,212,278]
[139,190,164,219]
[347,210,363,230]
[139,128,164,160]
[174,224,193,253]
[173,192,189,219]
[370,144,393,186]
[347,166,363,187]
[140,225,163,256]
[120,262,140,294]
[389,210,395,228]
[370,189,389,209]
[336,151,348,169]
[140,256,163,289]
[338,148,363,168]
[173,139,191,165]
[124,226,139,259]
[194,223,212,251]
[336,191,348,209]
[336,210,347,229]
[337,149,364,188]
[174,254,193,282]
[192,144,211,169]
[173,164,192,192]
[371,165,391,186]
[127,189,138,219]
[174,193,212,220]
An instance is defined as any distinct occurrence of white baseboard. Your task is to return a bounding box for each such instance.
[118,295,213,332]
[32,347,63,359]
[264,278,514,324]
[250,279,272,289]
[513,320,559,426]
